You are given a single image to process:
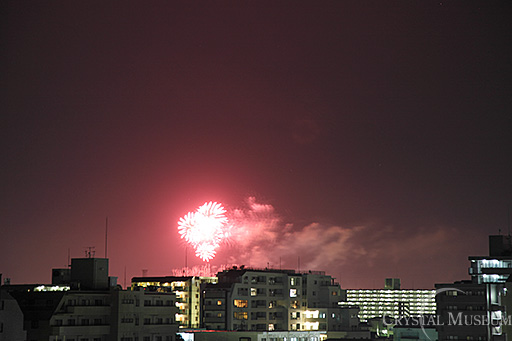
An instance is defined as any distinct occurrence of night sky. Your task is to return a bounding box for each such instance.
[2,1,511,289]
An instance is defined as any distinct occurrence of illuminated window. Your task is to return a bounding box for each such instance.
[234,299,248,308]
[251,288,257,296]
[234,312,248,320]
[290,289,297,297]
[290,300,299,309]
[217,300,222,306]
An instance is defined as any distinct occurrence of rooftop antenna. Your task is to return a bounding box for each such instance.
[508,208,511,237]
[67,248,71,267]
[185,246,188,269]
[85,246,95,258]
[105,216,108,258]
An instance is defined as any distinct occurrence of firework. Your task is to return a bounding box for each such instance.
[177,201,228,262]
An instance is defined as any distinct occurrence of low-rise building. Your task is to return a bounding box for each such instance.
[4,257,180,341]
[0,288,26,341]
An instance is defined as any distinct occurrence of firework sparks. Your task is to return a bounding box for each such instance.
[177,201,228,262]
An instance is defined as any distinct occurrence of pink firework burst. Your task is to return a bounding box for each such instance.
[177,201,228,262]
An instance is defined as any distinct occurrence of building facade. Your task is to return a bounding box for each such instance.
[202,268,352,332]
[340,288,436,322]
[0,289,26,341]
[5,257,180,341]
[131,276,217,329]
[435,280,505,341]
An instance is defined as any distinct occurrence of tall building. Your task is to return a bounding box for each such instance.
[131,275,217,329]
[435,280,504,341]
[202,267,352,332]
[435,234,511,341]
[469,235,512,284]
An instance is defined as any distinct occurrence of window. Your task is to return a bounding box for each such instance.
[290,289,297,297]
[217,300,222,306]
[234,299,248,307]
[234,312,248,320]
[251,288,257,296]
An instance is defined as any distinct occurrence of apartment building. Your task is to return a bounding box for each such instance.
[131,275,217,328]
[339,279,436,322]
[4,257,179,341]
[203,267,351,332]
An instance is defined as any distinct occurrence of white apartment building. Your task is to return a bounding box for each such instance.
[203,268,351,332]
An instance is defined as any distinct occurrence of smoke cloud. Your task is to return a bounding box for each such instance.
[220,197,468,289]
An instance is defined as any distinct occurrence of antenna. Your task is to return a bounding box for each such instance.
[185,246,188,269]
[508,208,511,237]
[105,217,108,258]
[85,246,95,258]
[67,248,71,267]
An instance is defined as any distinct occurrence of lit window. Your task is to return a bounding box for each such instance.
[251,288,257,296]
[234,299,248,308]
[217,300,222,306]
[234,312,248,320]
[290,289,297,297]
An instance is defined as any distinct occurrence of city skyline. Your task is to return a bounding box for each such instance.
[1,1,511,289]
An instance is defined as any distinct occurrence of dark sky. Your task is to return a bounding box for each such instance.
[1,1,511,289]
